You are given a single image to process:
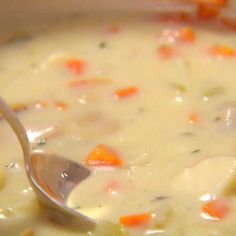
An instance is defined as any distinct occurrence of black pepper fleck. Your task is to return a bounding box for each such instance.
[214,116,221,122]
[99,41,107,49]
[151,196,169,202]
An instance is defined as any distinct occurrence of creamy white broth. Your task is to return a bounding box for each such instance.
[1,12,236,235]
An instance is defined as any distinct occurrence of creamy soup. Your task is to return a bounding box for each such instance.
[1,10,236,236]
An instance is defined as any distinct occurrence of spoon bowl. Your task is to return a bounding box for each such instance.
[0,97,96,229]
[29,152,96,229]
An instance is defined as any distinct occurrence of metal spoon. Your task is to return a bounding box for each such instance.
[0,97,96,230]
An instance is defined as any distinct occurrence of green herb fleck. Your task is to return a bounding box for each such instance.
[171,82,186,93]
[203,86,226,98]
[191,149,201,154]
[5,163,17,169]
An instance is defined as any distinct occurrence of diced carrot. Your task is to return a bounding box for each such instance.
[157,45,175,59]
[114,86,138,99]
[160,27,195,44]
[195,0,227,20]
[152,13,192,24]
[107,25,120,34]
[65,59,85,75]
[54,101,68,110]
[197,3,220,20]
[69,78,110,89]
[209,45,236,57]
[179,27,196,43]
[85,145,122,167]
[188,112,200,125]
[193,0,227,7]
[202,199,230,220]
[69,79,89,88]
[120,213,151,227]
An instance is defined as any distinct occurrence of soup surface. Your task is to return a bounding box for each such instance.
[1,11,236,236]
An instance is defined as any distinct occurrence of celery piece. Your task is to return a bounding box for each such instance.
[170,82,186,93]
[203,86,225,98]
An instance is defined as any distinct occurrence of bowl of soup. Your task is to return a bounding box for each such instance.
[1,1,236,235]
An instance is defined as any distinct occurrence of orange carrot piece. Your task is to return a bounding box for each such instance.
[65,59,85,75]
[153,13,191,24]
[107,25,120,34]
[85,145,122,167]
[188,112,200,125]
[194,0,226,6]
[120,213,151,227]
[197,3,220,20]
[209,45,236,57]
[157,45,175,59]
[54,101,68,110]
[179,27,196,43]
[69,79,90,88]
[202,199,230,220]
[114,86,138,99]
[69,78,110,89]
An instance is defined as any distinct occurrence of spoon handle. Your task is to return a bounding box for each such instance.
[0,97,30,167]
